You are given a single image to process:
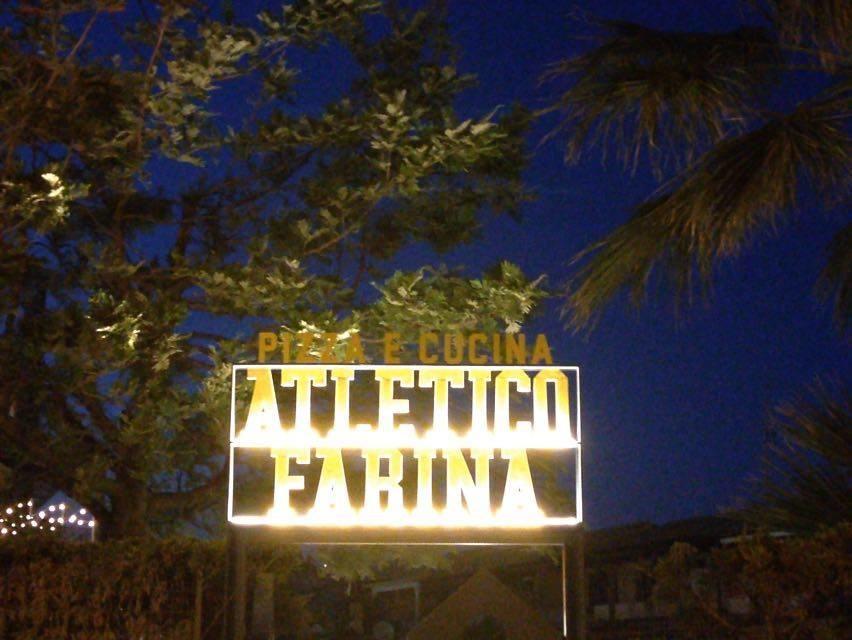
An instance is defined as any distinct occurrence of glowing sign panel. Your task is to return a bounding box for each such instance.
[228,365,580,542]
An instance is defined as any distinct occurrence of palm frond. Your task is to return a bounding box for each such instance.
[562,196,695,330]
[817,221,852,332]
[763,0,852,67]
[742,382,852,533]
[563,82,851,329]
[541,20,781,175]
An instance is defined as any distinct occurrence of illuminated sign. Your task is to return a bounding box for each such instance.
[228,361,580,543]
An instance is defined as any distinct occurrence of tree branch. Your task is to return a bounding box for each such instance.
[149,462,229,512]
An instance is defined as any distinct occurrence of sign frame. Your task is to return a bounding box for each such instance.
[227,363,582,545]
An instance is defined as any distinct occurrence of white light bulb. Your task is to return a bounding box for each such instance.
[50,526,56,531]
[79,508,87,515]
[5,508,11,515]
[59,503,66,510]
[17,503,23,508]
[88,521,95,528]
[0,528,6,535]
[48,506,55,512]
[69,515,77,523]
[38,511,45,518]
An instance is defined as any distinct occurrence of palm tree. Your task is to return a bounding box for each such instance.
[542,1,850,330]
[743,382,851,533]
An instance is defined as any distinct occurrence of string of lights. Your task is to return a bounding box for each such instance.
[0,500,96,538]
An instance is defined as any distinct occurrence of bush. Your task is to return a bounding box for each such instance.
[652,524,852,639]
[0,536,294,639]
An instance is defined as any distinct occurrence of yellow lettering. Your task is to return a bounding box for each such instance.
[414,448,436,513]
[330,367,355,433]
[533,368,571,436]
[504,334,526,365]
[499,449,540,516]
[363,449,404,514]
[280,333,292,363]
[383,332,401,364]
[269,448,310,516]
[258,332,277,363]
[468,333,487,364]
[495,369,531,434]
[492,334,502,364]
[313,448,351,514]
[444,333,464,365]
[375,368,414,433]
[530,334,553,365]
[280,368,327,431]
[243,368,281,437]
[468,369,491,434]
[344,334,366,363]
[445,448,492,517]
[319,333,337,363]
[295,332,315,363]
[418,332,439,364]
[418,368,465,436]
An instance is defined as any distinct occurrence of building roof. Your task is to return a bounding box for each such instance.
[406,568,562,640]
[587,516,742,562]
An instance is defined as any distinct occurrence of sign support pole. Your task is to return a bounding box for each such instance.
[561,539,568,638]
[224,525,247,640]
[228,362,584,636]
[562,527,587,640]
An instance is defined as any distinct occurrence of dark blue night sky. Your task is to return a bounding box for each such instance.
[183,1,850,528]
[438,0,850,528]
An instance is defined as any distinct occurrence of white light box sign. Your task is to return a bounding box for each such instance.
[228,364,581,543]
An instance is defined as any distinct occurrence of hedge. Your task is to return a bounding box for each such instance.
[0,536,294,640]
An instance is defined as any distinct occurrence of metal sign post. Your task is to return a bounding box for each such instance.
[225,361,585,639]
[224,533,587,640]
[562,527,587,640]
[223,525,247,640]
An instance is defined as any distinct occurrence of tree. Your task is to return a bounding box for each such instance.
[542,1,850,330]
[652,524,851,639]
[743,382,851,533]
[0,0,542,538]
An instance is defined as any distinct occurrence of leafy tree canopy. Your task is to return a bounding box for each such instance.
[653,524,851,638]
[0,0,543,538]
